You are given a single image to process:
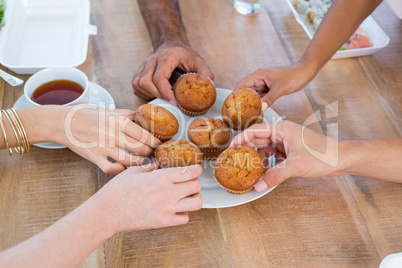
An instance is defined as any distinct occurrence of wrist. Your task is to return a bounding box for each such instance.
[295,57,320,81]
[156,39,190,51]
[338,140,368,176]
[17,106,68,144]
[84,186,120,238]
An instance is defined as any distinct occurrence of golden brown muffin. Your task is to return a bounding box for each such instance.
[155,140,203,168]
[221,88,263,131]
[174,73,216,116]
[134,104,179,142]
[214,146,263,194]
[187,117,232,159]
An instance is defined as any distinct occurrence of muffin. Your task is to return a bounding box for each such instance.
[187,117,232,159]
[155,140,203,168]
[174,73,216,116]
[221,88,263,131]
[214,146,263,194]
[134,104,179,142]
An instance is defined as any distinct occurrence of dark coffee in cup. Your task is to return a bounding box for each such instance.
[31,79,84,105]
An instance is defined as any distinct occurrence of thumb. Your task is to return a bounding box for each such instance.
[195,60,214,82]
[254,161,292,191]
[261,89,280,110]
[153,70,177,105]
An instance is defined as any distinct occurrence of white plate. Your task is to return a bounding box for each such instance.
[286,0,390,59]
[380,252,402,268]
[150,88,282,209]
[0,0,97,74]
[13,82,116,149]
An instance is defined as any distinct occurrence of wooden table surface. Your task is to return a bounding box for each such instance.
[0,0,401,267]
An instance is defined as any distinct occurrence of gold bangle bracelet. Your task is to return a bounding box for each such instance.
[3,109,28,154]
[0,109,30,155]
[11,108,30,153]
[0,110,13,155]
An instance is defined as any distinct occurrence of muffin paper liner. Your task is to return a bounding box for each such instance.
[214,176,255,195]
[201,147,227,160]
[177,103,209,117]
[223,187,253,195]
[154,134,174,142]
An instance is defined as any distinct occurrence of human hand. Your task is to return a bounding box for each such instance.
[132,42,214,105]
[231,121,342,191]
[102,163,203,231]
[51,105,161,174]
[236,62,316,110]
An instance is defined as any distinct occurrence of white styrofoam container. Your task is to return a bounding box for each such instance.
[380,252,402,268]
[0,0,97,74]
[286,0,390,59]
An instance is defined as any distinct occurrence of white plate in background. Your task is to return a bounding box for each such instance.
[380,252,402,268]
[286,0,390,59]
[0,0,97,74]
[13,82,115,149]
[150,88,281,209]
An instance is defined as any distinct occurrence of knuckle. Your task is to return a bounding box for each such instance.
[138,78,152,89]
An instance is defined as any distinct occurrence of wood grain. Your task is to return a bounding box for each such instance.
[0,0,401,267]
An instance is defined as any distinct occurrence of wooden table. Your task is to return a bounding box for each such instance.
[0,0,401,267]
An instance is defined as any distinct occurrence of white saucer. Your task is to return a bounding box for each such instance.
[150,88,282,209]
[13,82,116,149]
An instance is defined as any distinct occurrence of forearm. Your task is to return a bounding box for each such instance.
[0,106,66,150]
[300,0,382,74]
[137,0,188,48]
[0,188,116,267]
[340,138,402,182]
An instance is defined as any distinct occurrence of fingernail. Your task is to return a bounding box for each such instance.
[169,100,177,106]
[262,102,268,111]
[254,180,268,192]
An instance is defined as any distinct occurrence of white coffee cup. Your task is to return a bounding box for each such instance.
[24,67,90,107]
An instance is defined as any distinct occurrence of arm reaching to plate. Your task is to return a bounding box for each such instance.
[237,0,383,109]
[132,0,213,104]
[0,105,161,174]
[0,164,203,267]
[231,121,402,191]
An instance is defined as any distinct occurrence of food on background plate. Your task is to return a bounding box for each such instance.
[187,117,232,159]
[221,88,263,131]
[174,73,216,117]
[0,0,5,29]
[134,104,179,142]
[214,146,264,194]
[340,28,373,50]
[155,140,203,168]
[292,0,373,50]
[293,0,333,29]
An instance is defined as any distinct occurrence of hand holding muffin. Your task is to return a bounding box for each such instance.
[235,61,318,110]
[132,0,213,104]
[230,121,342,191]
[133,43,214,104]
